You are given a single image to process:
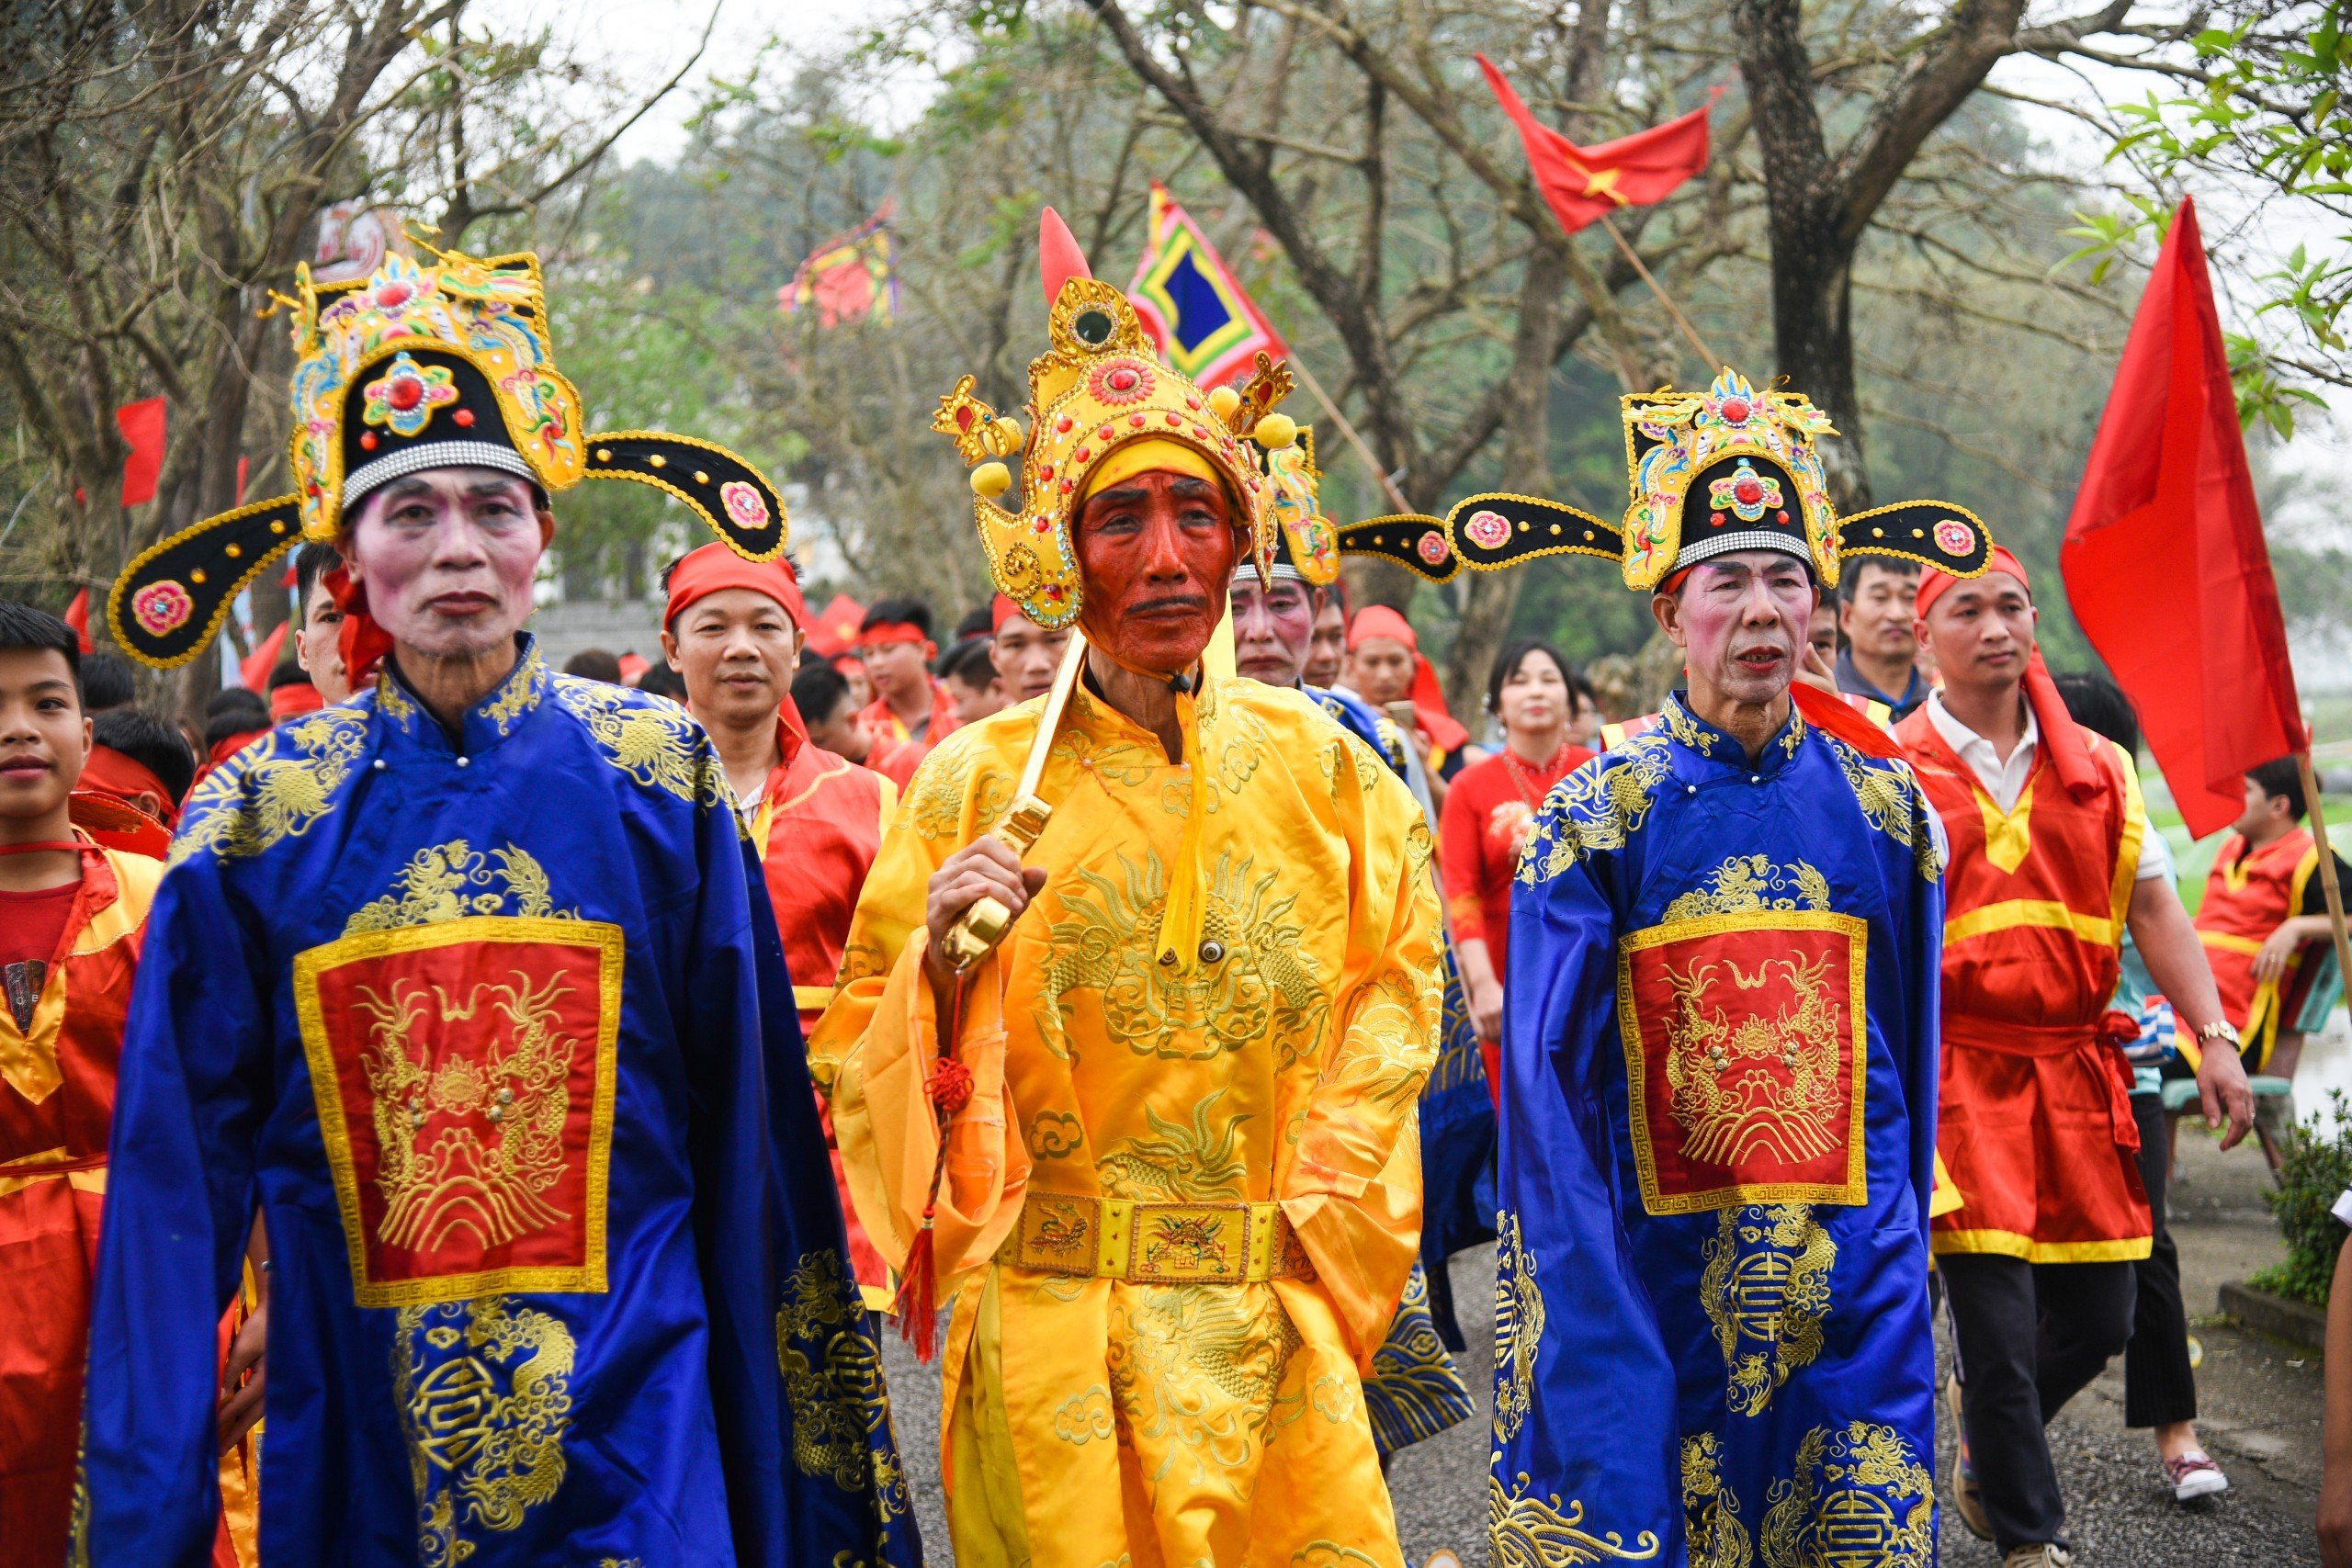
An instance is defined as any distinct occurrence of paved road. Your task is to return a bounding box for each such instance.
[875,1123,2327,1565]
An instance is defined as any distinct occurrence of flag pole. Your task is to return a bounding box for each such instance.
[1595,214,1719,370]
[2295,750,2352,1020]
[1285,355,1414,514]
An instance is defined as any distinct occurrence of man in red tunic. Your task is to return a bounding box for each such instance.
[0,602,165,1566]
[2193,754,2350,1168]
[660,542,898,1305]
[1896,547,2253,1565]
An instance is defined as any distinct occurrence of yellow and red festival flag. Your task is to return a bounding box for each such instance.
[1128,182,1287,389]
[1477,55,1714,234]
[779,200,899,327]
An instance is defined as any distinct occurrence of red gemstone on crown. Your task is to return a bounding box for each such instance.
[1057,415,1074,434]
[1734,477,1763,505]
[377,283,413,308]
[1721,398,1750,423]
[453,409,474,427]
[956,406,976,432]
[1776,509,1789,524]
[1107,367,1139,392]
[1711,512,1726,526]
[1128,412,1145,428]
[390,378,423,412]
[359,433,378,450]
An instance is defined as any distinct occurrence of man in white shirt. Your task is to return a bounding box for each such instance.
[1896,546,2251,1568]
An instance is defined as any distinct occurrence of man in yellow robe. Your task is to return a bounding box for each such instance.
[811,211,1442,1568]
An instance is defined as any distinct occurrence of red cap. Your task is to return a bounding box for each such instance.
[663,541,804,632]
[1917,545,2028,620]
[1346,604,1418,654]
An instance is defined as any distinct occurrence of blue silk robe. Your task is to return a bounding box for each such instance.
[1307,684,1483,1458]
[82,637,920,1568]
[1492,694,1942,1567]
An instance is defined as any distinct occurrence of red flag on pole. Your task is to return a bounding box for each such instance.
[117,396,165,507]
[240,618,288,693]
[2060,196,2301,839]
[1477,56,1714,235]
[62,589,94,654]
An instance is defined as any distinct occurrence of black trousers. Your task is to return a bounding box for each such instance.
[2123,1089,2199,1427]
[1943,1251,2137,1550]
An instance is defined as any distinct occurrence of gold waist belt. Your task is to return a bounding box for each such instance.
[1000,1192,1314,1284]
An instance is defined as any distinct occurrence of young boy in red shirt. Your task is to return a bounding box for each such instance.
[0,601,164,1563]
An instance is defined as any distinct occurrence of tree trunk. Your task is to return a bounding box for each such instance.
[1445,242,1565,720]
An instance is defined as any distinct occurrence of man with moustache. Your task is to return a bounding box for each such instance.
[88,249,915,1567]
[1475,371,1978,1565]
[1899,547,2251,1565]
[817,215,1442,1568]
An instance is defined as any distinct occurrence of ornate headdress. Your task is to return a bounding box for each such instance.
[931,209,1278,628]
[1240,362,1338,588]
[1338,364,1992,590]
[109,246,787,668]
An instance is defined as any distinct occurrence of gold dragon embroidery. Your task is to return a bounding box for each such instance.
[775,1250,894,1498]
[1699,1205,1837,1418]
[1659,948,1848,1169]
[1830,737,1940,882]
[170,707,369,867]
[1758,1421,1933,1568]
[1683,1433,1754,1568]
[1037,849,1327,1065]
[1517,739,1671,885]
[396,1295,574,1566]
[1663,856,1832,922]
[345,841,574,932]
[552,675,729,808]
[1492,1212,1545,1442]
[356,967,582,1257]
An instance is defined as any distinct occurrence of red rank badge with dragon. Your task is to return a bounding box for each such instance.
[294,917,623,1306]
[1615,910,1869,1215]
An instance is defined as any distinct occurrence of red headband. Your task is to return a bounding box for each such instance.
[1347,604,1418,654]
[990,594,1027,635]
[858,621,929,649]
[80,745,179,827]
[664,541,804,632]
[1917,545,2027,620]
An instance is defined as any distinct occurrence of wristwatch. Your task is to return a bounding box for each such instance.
[2195,1020,2243,1051]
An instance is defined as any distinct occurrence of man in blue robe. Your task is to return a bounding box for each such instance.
[1449,371,1989,1563]
[87,249,918,1567]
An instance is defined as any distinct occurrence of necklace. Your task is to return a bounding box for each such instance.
[1503,740,1572,809]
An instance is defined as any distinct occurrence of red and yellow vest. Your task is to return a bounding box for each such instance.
[2196,826,2322,1068]
[1895,705,2153,1261]
[0,836,161,1563]
[751,705,896,1307]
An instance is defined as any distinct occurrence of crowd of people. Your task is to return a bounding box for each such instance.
[1,221,2346,1568]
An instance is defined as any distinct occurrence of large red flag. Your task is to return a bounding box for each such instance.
[62,589,94,654]
[2060,196,2301,838]
[1477,55,1713,235]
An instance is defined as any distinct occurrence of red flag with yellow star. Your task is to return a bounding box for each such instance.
[1477,55,1713,233]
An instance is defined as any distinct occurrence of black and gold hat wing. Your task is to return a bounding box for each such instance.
[1445,492,1621,571]
[107,495,305,669]
[1838,499,1993,579]
[1336,513,1461,583]
[582,432,787,562]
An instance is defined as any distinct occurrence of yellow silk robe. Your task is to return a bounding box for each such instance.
[813,672,1443,1568]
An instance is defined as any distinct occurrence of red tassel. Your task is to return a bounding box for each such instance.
[893,970,969,1362]
[894,1223,939,1360]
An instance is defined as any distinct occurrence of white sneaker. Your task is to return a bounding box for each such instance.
[2164,1450,2230,1501]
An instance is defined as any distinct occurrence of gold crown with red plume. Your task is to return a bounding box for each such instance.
[932,209,1299,627]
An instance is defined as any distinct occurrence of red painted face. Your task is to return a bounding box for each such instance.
[1074,468,1241,675]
